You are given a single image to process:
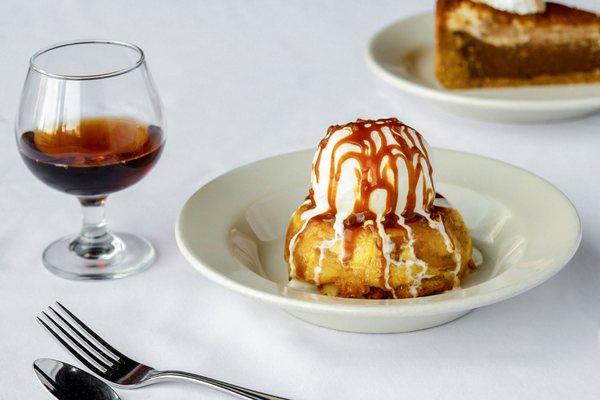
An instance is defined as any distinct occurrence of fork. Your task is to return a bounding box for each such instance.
[38,302,289,400]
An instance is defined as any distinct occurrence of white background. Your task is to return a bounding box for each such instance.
[1,1,599,399]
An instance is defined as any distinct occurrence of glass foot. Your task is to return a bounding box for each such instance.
[42,232,155,280]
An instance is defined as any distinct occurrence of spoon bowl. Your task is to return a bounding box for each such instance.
[33,359,120,400]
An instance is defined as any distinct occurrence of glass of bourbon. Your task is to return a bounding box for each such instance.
[16,40,165,280]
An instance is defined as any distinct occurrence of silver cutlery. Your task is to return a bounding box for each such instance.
[34,358,121,400]
[38,302,289,400]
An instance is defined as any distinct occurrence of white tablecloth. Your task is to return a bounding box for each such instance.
[1,1,599,399]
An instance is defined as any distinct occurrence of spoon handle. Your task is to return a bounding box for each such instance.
[154,370,290,400]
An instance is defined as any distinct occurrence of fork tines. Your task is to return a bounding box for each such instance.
[37,302,122,375]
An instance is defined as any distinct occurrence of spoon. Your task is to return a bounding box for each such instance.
[33,359,120,400]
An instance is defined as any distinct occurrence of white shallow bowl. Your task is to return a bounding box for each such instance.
[367,12,600,123]
[176,149,581,333]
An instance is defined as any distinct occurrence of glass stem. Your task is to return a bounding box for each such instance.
[70,196,123,261]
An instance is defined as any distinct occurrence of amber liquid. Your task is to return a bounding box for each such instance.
[19,117,164,196]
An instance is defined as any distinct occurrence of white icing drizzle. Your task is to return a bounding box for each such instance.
[314,238,336,285]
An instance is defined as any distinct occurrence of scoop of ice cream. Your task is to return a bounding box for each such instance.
[307,118,436,230]
[470,0,546,14]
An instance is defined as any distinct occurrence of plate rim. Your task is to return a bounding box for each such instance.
[175,148,582,316]
[366,11,600,112]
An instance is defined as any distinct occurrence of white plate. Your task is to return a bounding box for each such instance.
[176,149,581,333]
[367,12,600,123]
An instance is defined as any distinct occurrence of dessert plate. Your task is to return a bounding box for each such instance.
[367,12,600,123]
[176,149,581,333]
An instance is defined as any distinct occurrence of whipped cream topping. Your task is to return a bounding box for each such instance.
[471,0,546,15]
[288,118,461,298]
[447,1,599,47]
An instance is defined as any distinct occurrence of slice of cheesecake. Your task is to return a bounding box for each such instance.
[435,0,600,89]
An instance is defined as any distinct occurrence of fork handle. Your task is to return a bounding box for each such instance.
[154,370,290,400]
